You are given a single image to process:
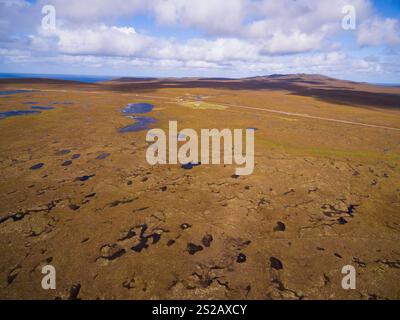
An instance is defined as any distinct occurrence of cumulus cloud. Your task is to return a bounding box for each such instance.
[259,31,324,55]
[152,0,244,35]
[36,0,144,22]
[36,25,153,56]
[0,0,37,35]
[357,17,400,46]
[0,0,399,80]
[32,25,262,62]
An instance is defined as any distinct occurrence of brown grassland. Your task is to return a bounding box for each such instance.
[0,75,399,299]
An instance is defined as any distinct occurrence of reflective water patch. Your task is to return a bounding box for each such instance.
[122,103,154,114]
[119,116,157,133]
[0,90,32,95]
[0,110,40,119]
[31,106,55,110]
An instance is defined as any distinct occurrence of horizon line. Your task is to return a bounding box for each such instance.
[0,72,400,86]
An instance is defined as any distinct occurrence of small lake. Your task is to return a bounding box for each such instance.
[0,110,40,119]
[119,116,157,133]
[0,104,56,120]
[119,102,156,133]
[31,106,55,110]
[181,162,201,170]
[122,103,154,114]
[0,90,32,96]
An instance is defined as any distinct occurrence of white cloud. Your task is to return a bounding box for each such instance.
[357,17,400,46]
[152,0,244,35]
[0,0,399,81]
[32,24,260,62]
[35,25,153,56]
[37,0,144,21]
[260,31,324,55]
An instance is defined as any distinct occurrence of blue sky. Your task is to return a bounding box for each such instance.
[0,0,399,83]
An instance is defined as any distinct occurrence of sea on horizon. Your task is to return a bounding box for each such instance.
[0,73,116,83]
[0,73,399,87]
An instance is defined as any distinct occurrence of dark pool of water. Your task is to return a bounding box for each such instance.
[30,163,44,170]
[75,174,95,182]
[119,102,157,133]
[119,116,157,133]
[0,90,32,96]
[55,149,71,156]
[122,103,154,114]
[0,110,40,119]
[181,162,202,170]
[96,152,110,160]
[31,106,55,110]
[52,101,74,105]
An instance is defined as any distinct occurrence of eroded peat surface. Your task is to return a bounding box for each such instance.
[0,76,399,299]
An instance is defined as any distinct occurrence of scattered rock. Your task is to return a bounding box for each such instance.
[7,265,21,285]
[68,283,81,300]
[118,228,137,241]
[100,244,126,260]
[62,160,72,166]
[180,223,192,230]
[353,257,367,268]
[201,234,213,247]
[69,204,80,211]
[323,274,330,285]
[308,187,318,193]
[85,193,96,198]
[109,198,134,207]
[258,198,270,206]
[123,279,135,289]
[167,239,176,247]
[283,189,295,196]
[376,259,400,269]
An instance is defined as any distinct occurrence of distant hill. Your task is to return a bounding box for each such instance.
[104,74,400,110]
[1,74,399,109]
